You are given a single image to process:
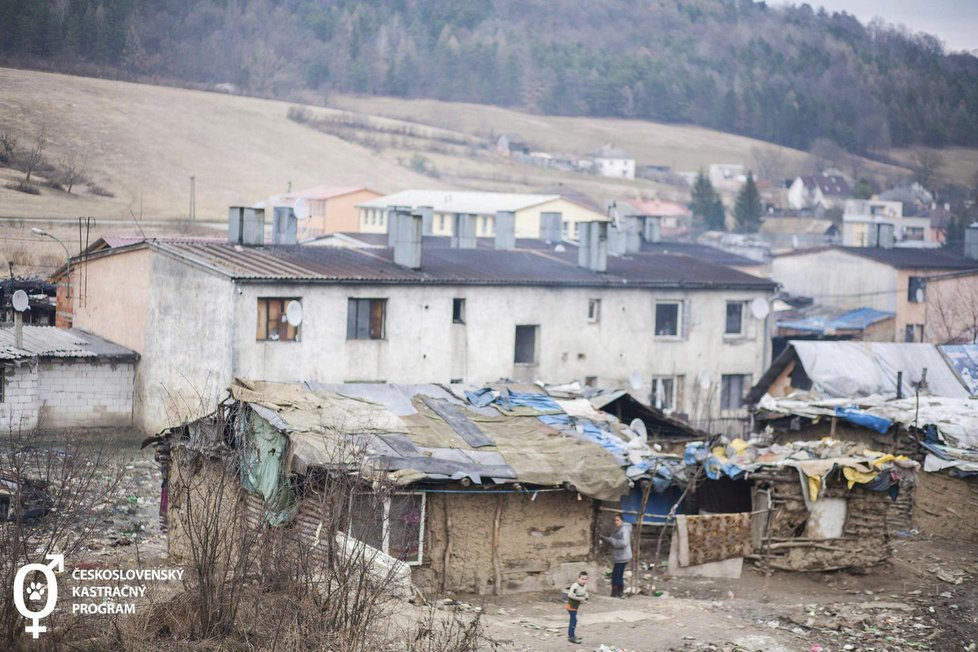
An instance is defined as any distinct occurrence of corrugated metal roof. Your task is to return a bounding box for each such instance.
[102,235,226,248]
[775,245,978,271]
[152,241,776,290]
[0,327,138,360]
[777,307,894,333]
[357,190,570,215]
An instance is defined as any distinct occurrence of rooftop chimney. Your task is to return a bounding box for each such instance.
[451,213,478,249]
[623,215,642,253]
[272,207,298,245]
[966,222,978,261]
[228,207,265,246]
[393,210,422,269]
[386,205,411,246]
[643,216,662,244]
[577,221,608,273]
[495,210,516,250]
[540,212,563,243]
[418,206,434,236]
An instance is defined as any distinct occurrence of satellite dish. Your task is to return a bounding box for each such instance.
[914,288,925,303]
[12,290,29,312]
[629,370,642,391]
[750,297,770,319]
[293,198,311,220]
[285,300,303,326]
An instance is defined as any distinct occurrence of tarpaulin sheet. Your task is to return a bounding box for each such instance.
[834,407,892,433]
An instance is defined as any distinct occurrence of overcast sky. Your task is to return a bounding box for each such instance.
[770,0,978,53]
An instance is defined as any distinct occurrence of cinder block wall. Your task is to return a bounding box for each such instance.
[0,361,40,432]
[37,358,135,429]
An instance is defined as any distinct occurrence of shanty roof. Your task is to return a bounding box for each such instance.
[775,245,978,270]
[0,326,138,361]
[229,380,631,500]
[746,340,972,405]
[142,241,776,290]
[357,190,602,216]
[777,307,894,334]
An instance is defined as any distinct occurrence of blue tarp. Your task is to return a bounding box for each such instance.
[834,407,892,434]
[620,485,684,524]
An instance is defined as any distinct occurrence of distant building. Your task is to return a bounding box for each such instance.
[787,175,853,211]
[708,164,746,192]
[588,144,635,180]
[357,190,607,240]
[842,199,936,248]
[615,198,693,238]
[262,186,382,239]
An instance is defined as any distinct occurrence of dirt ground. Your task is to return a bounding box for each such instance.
[49,439,978,651]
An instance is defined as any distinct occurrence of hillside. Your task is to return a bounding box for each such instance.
[1,0,977,154]
[0,67,915,231]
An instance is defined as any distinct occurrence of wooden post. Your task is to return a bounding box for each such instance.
[491,495,503,595]
[631,478,654,594]
[441,496,452,593]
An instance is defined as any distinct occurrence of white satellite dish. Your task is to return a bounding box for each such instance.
[629,370,642,391]
[914,287,925,303]
[285,300,303,326]
[750,297,770,320]
[293,198,311,220]
[11,290,29,312]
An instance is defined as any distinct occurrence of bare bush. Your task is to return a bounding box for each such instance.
[0,429,124,648]
[57,152,88,194]
[88,183,115,197]
[0,131,17,165]
[22,126,47,186]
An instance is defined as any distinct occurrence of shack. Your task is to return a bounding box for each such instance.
[165,380,634,595]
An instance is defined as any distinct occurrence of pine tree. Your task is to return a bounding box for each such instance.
[689,170,725,231]
[734,171,763,233]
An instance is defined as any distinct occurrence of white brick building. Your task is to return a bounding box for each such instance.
[0,327,137,432]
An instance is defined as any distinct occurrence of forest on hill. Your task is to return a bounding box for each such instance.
[2,0,977,155]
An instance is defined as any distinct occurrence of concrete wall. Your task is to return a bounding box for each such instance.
[137,253,235,432]
[772,250,897,313]
[37,358,134,429]
[413,491,595,594]
[71,248,153,353]
[231,282,770,420]
[0,360,39,432]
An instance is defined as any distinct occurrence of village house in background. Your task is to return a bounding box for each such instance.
[356,190,607,239]
[787,174,853,212]
[59,206,775,433]
[259,186,382,239]
[586,144,636,180]
[709,163,747,193]
[771,230,978,343]
[842,199,938,248]
[0,325,137,431]
[615,198,693,239]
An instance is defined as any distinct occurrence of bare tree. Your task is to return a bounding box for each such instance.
[927,273,978,344]
[909,149,945,193]
[0,131,16,165]
[750,146,787,182]
[22,127,47,185]
[58,151,88,194]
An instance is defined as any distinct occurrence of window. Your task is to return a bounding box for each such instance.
[439,215,446,231]
[650,377,674,410]
[257,298,300,341]
[725,302,744,335]
[347,298,386,340]
[720,374,751,411]
[514,325,539,364]
[908,277,926,303]
[904,324,924,343]
[655,302,680,336]
[588,299,601,323]
[349,493,425,564]
[905,227,925,241]
[452,298,465,324]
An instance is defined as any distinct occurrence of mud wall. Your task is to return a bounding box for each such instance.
[912,472,978,543]
[413,490,595,595]
[757,469,894,571]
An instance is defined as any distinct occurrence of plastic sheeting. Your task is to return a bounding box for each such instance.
[790,341,970,399]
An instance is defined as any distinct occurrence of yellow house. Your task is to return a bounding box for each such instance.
[266,187,383,239]
[356,190,607,239]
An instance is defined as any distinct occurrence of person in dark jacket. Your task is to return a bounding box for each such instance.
[603,514,632,597]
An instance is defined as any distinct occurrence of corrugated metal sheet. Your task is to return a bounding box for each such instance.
[152,242,776,290]
[0,326,137,359]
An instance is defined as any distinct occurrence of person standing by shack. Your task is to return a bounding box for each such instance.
[603,514,632,597]
[565,571,589,644]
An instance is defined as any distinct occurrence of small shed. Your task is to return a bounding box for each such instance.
[165,380,634,595]
[0,326,138,431]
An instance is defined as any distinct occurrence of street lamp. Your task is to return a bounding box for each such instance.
[31,227,71,297]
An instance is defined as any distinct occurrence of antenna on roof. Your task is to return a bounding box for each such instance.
[11,289,27,349]
[608,201,621,231]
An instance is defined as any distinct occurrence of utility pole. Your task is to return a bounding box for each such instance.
[189,175,196,226]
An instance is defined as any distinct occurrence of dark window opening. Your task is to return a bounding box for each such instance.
[257,298,300,342]
[514,325,538,364]
[347,298,386,340]
[725,302,743,334]
[452,298,465,324]
[655,303,679,336]
[720,374,750,411]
